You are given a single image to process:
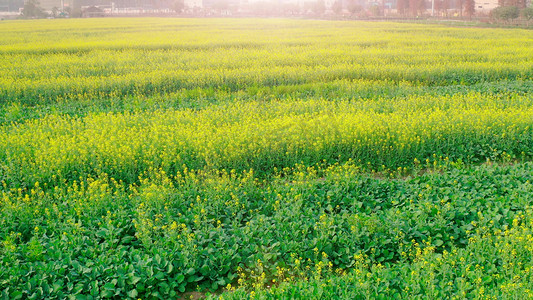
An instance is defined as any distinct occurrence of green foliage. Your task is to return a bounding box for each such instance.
[523,7,533,18]
[521,7,533,24]
[1,161,533,298]
[218,206,533,298]
[491,6,520,21]
[21,0,46,18]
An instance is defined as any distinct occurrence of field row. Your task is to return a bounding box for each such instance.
[2,79,532,127]
[1,20,532,105]
[1,94,532,189]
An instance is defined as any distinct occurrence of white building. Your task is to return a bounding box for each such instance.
[39,0,69,10]
[185,0,203,9]
[474,0,498,14]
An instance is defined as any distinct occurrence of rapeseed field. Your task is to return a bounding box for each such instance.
[0,18,532,299]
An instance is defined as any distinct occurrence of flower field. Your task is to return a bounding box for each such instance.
[1,18,532,299]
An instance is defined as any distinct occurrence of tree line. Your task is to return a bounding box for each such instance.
[18,0,533,24]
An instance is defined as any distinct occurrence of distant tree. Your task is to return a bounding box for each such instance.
[457,0,464,17]
[396,0,409,15]
[491,6,519,22]
[434,0,449,16]
[51,6,59,17]
[499,0,527,8]
[212,0,229,11]
[313,0,326,15]
[332,0,343,14]
[173,0,184,13]
[71,0,82,17]
[22,0,46,18]
[464,0,475,18]
[408,0,424,16]
[408,0,417,15]
[83,6,104,17]
[434,0,441,13]
[347,0,362,15]
[282,2,300,15]
[520,7,533,26]
[369,4,381,15]
[252,1,275,15]
[418,0,425,15]
[441,0,450,16]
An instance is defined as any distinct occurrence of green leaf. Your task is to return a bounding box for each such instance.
[129,276,141,285]
[159,282,170,293]
[200,265,210,276]
[220,265,230,274]
[53,280,63,293]
[154,272,165,280]
[167,263,173,274]
[103,282,115,291]
[121,236,134,244]
[127,289,138,298]
[176,274,185,283]
[96,229,107,238]
[11,291,23,300]
[100,290,114,298]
